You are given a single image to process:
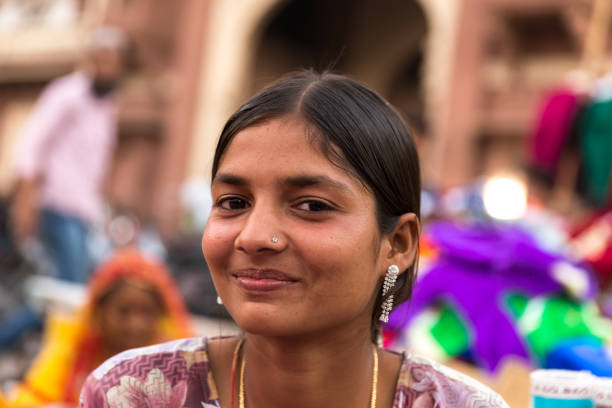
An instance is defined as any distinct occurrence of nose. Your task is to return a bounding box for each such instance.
[125,311,155,346]
[234,201,285,254]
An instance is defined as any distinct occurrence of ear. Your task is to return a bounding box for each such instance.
[381,213,420,276]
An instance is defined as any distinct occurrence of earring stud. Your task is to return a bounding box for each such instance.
[271,235,279,244]
[382,264,399,296]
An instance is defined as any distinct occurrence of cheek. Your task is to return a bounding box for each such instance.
[298,222,381,294]
[98,307,121,336]
[202,221,235,277]
[202,223,228,259]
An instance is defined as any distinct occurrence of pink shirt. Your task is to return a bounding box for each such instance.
[14,71,118,224]
[79,337,509,408]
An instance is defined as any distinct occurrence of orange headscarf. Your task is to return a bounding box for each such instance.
[85,248,192,336]
[63,248,194,402]
[9,248,194,407]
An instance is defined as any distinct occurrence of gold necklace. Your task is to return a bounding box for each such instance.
[233,339,378,408]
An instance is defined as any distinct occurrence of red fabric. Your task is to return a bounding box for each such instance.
[571,210,612,287]
[529,87,580,177]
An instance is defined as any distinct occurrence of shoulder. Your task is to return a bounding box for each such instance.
[395,353,510,408]
[91,337,208,379]
[79,337,219,408]
[41,72,90,104]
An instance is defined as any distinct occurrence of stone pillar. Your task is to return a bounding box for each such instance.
[187,0,284,183]
[151,0,211,240]
[431,0,488,188]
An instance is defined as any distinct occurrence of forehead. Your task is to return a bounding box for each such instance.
[216,118,356,182]
[100,281,161,307]
[221,118,317,160]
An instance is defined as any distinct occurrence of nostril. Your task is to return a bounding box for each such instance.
[234,233,285,254]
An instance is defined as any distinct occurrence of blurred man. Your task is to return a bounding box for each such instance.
[11,27,127,283]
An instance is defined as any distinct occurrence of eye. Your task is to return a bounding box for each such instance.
[217,197,250,210]
[296,200,333,212]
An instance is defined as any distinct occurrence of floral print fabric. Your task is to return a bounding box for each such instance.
[79,337,508,408]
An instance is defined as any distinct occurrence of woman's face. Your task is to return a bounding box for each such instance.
[96,282,163,353]
[202,117,391,337]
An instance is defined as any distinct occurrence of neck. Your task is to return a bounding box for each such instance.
[240,324,376,408]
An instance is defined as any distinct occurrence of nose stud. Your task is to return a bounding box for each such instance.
[271,235,279,244]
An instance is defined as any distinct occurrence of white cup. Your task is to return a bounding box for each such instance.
[592,377,612,408]
[530,369,595,408]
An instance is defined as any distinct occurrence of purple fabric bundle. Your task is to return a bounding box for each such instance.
[388,221,596,371]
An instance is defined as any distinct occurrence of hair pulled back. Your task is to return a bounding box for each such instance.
[211,70,421,341]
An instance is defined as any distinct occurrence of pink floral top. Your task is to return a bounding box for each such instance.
[79,337,508,408]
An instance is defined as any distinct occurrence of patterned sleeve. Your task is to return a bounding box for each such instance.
[77,337,218,408]
[396,354,510,408]
[79,373,105,407]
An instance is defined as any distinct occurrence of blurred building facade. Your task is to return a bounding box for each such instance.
[0,0,603,241]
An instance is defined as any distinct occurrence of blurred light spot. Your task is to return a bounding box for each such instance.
[109,215,137,246]
[483,176,527,220]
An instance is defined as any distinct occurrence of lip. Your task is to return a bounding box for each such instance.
[232,268,299,292]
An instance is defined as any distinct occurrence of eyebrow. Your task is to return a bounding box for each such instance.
[283,175,354,195]
[212,173,249,187]
[213,173,354,195]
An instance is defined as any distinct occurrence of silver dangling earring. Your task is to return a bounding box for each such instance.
[379,264,399,323]
[216,296,223,305]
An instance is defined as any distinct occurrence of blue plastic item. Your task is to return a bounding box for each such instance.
[545,338,612,377]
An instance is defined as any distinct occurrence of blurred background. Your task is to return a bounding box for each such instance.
[0,0,611,407]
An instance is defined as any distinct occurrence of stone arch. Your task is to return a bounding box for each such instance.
[249,0,429,120]
[189,0,446,182]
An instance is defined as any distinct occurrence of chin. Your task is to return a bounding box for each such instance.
[230,304,305,337]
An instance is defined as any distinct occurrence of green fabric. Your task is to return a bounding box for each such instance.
[506,294,607,363]
[422,294,611,366]
[579,100,612,206]
[429,305,470,356]
[506,292,529,318]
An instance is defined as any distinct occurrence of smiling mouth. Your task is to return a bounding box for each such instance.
[233,269,299,292]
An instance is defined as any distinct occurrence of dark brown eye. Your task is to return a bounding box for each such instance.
[297,200,333,212]
[219,197,250,210]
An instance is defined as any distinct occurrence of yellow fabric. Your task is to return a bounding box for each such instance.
[7,312,83,407]
[0,390,9,407]
[6,312,191,407]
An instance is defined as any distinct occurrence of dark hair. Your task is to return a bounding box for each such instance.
[212,70,421,341]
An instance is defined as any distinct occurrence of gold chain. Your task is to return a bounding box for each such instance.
[235,340,378,408]
[239,350,246,408]
[371,343,378,408]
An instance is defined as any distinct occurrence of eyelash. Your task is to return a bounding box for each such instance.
[216,196,250,211]
[214,197,334,213]
[295,200,334,212]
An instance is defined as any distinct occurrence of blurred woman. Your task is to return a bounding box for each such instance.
[7,249,192,407]
[80,71,507,408]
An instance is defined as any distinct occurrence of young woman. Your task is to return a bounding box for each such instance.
[7,249,192,407]
[79,72,508,408]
